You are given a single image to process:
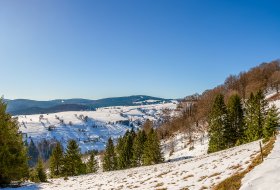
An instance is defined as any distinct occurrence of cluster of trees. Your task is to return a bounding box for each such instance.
[102,121,163,171]
[49,140,98,178]
[208,91,279,153]
[158,60,280,142]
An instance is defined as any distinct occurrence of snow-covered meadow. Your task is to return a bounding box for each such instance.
[16,102,177,153]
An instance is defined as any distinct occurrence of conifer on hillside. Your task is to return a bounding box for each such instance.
[0,99,29,186]
[102,137,117,171]
[36,158,47,182]
[207,94,228,153]
[50,142,64,177]
[142,128,163,165]
[62,140,85,176]
[263,104,279,141]
[86,152,98,173]
[226,94,244,146]
[132,130,147,167]
[116,130,134,169]
[244,91,268,142]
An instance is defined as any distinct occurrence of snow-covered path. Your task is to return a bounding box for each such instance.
[240,134,280,190]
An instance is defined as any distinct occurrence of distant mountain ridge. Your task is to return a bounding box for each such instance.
[4,95,172,115]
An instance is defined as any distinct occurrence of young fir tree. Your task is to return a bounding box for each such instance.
[0,99,29,186]
[62,140,85,176]
[207,94,228,153]
[50,142,64,177]
[36,158,47,182]
[30,157,47,182]
[102,137,117,171]
[263,104,279,141]
[86,152,98,173]
[245,91,268,142]
[132,130,147,167]
[28,138,39,167]
[116,130,134,169]
[226,94,244,146]
[142,128,163,165]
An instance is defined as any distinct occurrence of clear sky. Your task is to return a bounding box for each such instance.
[0,0,280,100]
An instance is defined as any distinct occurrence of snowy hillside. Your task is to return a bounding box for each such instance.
[16,102,177,153]
[9,138,262,190]
[240,134,280,190]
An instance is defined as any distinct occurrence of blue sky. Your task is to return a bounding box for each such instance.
[0,0,280,100]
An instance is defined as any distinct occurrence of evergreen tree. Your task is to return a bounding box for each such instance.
[226,94,244,146]
[0,99,29,185]
[28,139,39,167]
[142,128,163,165]
[116,131,134,169]
[62,140,85,176]
[132,130,147,167]
[86,152,98,173]
[36,158,47,182]
[50,142,64,177]
[263,104,279,141]
[102,137,117,171]
[208,94,228,153]
[244,91,268,142]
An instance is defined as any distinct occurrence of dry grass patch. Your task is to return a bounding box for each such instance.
[154,182,164,187]
[183,174,194,180]
[157,171,171,178]
[209,172,222,178]
[228,164,241,170]
[198,175,208,182]
[199,186,208,190]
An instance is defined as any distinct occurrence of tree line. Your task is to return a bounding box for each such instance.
[208,91,279,153]
[158,60,280,141]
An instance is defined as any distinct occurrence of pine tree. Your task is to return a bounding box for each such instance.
[50,142,64,177]
[116,131,134,169]
[132,130,147,167]
[263,104,279,141]
[244,91,268,142]
[62,140,85,176]
[86,152,98,173]
[226,94,244,147]
[142,128,163,165]
[28,139,39,167]
[208,94,228,153]
[102,137,117,171]
[0,99,29,186]
[36,158,47,182]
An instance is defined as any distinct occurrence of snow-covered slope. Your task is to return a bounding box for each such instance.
[240,134,280,190]
[9,139,261,190]
[16,102,177,153]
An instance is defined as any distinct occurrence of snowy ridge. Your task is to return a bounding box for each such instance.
[16,102,177,153]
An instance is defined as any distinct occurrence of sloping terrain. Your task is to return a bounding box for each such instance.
[8,139,261,190]
[17,102,177,153]
[240,134,280,190]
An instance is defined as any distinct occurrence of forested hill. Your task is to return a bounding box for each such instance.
[159,59,280,137]
[4,95,172,115]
